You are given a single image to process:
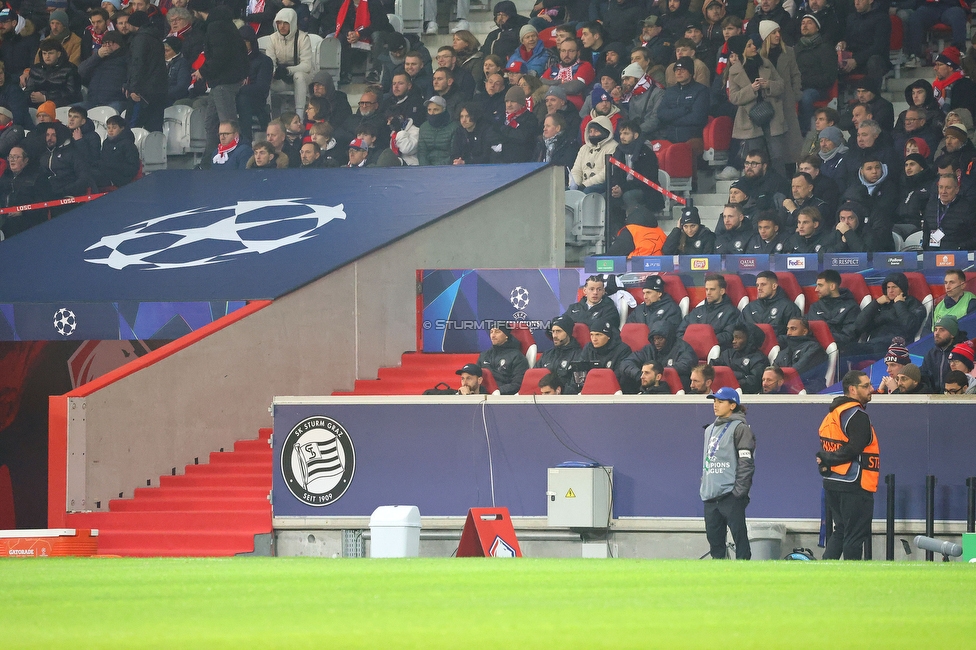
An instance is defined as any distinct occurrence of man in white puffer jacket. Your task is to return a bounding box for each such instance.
[268,7,313,113]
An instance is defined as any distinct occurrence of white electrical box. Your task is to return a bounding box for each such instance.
[546,466,612,527]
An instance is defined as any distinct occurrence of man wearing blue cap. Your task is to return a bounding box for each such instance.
[700,386,755,560]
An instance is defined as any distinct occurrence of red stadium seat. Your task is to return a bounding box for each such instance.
[539,26,558,48]
[621,323,650,352]
[808,320,839,387]
[904,272,934,340]
[573,322,590,349]
[774,271,805,312]
[518,368,554,395]
[889,16,904,79]
[781,367,806,394]
[510,323,539,368]
[702,116,733,166]
[683,324,720,363]
[840,273,873,309]
[663,274,691,317]
[928,22,953,53]
[723,274,749,311]
[660,141,693,194]
[813,81,838,109]
[660,367,683,394]
[581,369,623,394]
[481,368,500,394]
[755,323,781,364]
[710,365,741,392]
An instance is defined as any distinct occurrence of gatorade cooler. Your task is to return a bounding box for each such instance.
[0,529,99,557]
[963,533,975,562]
[369,506,421,558]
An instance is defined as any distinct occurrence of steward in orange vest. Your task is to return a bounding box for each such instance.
[816,370,880,560]
[607,206,666,258]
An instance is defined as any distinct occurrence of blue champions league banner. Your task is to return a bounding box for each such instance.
[421,269,583,352]
[0,165,546,341]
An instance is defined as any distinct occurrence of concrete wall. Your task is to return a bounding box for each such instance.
[70,167,563,511]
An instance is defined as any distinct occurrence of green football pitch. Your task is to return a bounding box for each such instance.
[2,557,973,647]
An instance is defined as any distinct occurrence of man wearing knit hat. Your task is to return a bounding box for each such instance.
[662,206,717,254]
[817,125,853,192]
[787,0,841,46]
[538,314,584,394]
[42,8,81,66]
[892,363,934,394]
[482,1,529,62]
[618,62,663,137]
[491,85,539,163]
[542,85,581,140]
[947,342,976,383]
[853,273,926,358]
[874,337,910,393]
[476,321,528,395]
[580,85,622,140]
[627,274,682,332]
[794,12,837,136]
[921,314,967,389]
[931,46,976,117]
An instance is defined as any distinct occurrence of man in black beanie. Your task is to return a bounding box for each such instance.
[626,274,682,332]
[476,321,528,395]
[538,314,584,394]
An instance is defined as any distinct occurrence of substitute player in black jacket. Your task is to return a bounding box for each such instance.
[714,323,767,395]
[678,273,741,349]
[537,315,583,394]
[741,271,801,337]
[626,274,682,333]
[562,275,621,330]
[620,320,697,393]
[808,270,861,351]
[476,322,528,395]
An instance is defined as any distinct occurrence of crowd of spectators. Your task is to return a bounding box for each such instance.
[467,269,976,397]
[1,0,976,252]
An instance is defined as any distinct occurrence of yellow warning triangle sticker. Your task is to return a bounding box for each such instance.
[565,488,576,498]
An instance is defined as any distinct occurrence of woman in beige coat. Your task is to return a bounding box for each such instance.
[760,20,803,166]
[726,34,788,172]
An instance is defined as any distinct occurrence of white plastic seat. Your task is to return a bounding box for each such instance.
[388,13,403,33]
[319,35,341,79]
[139,130,167,172]
[55,106,71,123]
[87,105,118,129]
[902,231,923,251]
[395,0,423,35]
[163,104,193,156]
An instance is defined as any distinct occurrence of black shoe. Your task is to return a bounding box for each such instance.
[339,73,352,85]
[364,70,380,84]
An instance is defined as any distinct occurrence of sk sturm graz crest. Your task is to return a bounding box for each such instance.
[281,416,356,506]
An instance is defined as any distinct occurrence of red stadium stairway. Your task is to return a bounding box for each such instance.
[333,353,477,395]
[64,428,273,557]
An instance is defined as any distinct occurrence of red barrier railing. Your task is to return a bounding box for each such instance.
[0,192,106,215]
[608,157,687,206]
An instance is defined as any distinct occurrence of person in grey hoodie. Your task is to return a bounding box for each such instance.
[700,387,755,560]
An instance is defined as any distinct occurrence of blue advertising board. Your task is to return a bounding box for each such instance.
[823,253,868,272]
[271,398,976,521]
[725,254,770,273]
[871,252,918,271]
[771,253,818,272]
[421,269,581,352]
[629,256,675,272]
[674,255,722,273]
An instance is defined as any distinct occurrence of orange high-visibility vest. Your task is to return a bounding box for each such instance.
[624,225,666,258]
[818,401,880,493]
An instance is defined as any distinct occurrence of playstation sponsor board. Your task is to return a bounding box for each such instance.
[421,269,581,352]
[271,399,976,520]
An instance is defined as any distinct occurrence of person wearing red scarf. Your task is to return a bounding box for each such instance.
[491,86,539,163]
[330,0,392,85]
[211,120,253,169]
[932,47,976,118]
[82,9,115,62]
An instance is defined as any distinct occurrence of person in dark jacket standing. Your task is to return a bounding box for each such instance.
[236,26,274,136]
[78,30,127,111]
[325,0,393,86]
[124,11,168,132]
[714,323,767,394]
[794,13,837,136]
[817,370,879,560]
[622,319,697,392]
[477,322,528,395]
[853,272,927,357]
[562,274,621,330]
[626,274,682,333]
[482,1,530,60]
[538,314,584,394]
[94,115,140,188]
[808,270,861,351]
[837,0,890,92]
[189,0,249,159]
[700,387,755,560]
[678,273,741,349]
[775,317,829,392]
[0,145,52,239]
[742,271,801,337]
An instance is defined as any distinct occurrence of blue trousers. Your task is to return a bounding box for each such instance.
[907,5,968,57]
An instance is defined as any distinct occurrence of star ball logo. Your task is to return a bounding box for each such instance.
[83,198,346,270]
[281,416,356,507]
[53,308,77,336]
[510,286,530,310]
